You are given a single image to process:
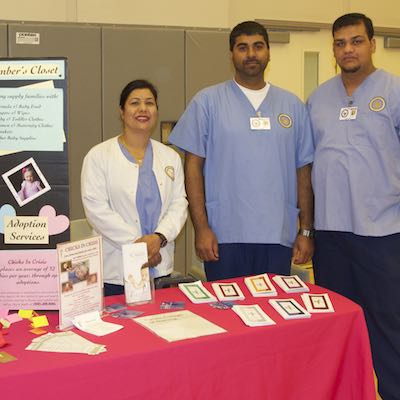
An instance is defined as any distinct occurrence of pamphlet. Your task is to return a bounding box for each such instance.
[73,311,123,336]
[57,236,103,330]
[269,298,311,320]
[232,304,276,327]
[134,310,226,342]
[272,275,310,293]
[244,274,277,297]
[122,243,152,305]
[301,293,335,313]
[178,281,217,304]
[211,282,245,301]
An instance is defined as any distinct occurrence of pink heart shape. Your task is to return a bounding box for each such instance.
[38,205,70,235]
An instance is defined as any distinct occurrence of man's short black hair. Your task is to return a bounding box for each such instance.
[332,13,374,40]
[229,21,270,51]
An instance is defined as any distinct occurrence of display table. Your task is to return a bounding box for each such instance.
[1,277,376,400]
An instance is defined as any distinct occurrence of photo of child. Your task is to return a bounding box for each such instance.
[68,261,90,284]
[60,260,73,272]
[87,273,98,285]
[62,281,74,293]
[18,165,43,201]
[1,157,51,207]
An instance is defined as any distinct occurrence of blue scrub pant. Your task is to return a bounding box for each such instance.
[313,231,400,400]
[204,243,292,281]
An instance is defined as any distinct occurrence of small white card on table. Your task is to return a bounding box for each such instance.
[272,275,310,293]
[179,281,217,304]
[232,304,276,327]
[301,293,335,313]
[211,282,245,301]
[244,274,277,297]
[269,298,311,320]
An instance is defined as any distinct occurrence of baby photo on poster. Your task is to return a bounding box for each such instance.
[1,157,51,207]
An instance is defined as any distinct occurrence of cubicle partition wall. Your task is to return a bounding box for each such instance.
[184,29,231,277]
[0,24,7,56]
[7,23,102,224]
[1,21,232,275]
[102,26,185,142]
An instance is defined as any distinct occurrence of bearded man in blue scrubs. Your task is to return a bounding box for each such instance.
[307,13,400,400]
[169,21,314,281]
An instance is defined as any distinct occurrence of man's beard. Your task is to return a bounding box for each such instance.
[340,65,361,74]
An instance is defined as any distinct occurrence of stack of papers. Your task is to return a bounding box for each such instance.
[26,331,106,355]
[178,281,217,304]
[211,282,245,301]
[244,274,277,297]
[272,275,310,293]
[134,310,226,342]
[301,293,335,313]
[73,311,123,336]
[232,304,276,327]
[269,298,311,320]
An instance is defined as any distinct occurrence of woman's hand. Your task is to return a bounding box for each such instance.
[135,234,162,260]
[141,252,162,269]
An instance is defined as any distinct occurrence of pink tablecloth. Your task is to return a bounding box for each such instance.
[1,277,376,400]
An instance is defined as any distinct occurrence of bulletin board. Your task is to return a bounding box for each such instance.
[0,57,69,310]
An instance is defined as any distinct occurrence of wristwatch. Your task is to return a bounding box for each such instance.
[298,228,315,239]
[155,232,168,248]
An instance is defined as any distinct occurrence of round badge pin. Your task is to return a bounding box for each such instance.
[369,96,385,112]
[278,113,292,128]
[165,166,175,181]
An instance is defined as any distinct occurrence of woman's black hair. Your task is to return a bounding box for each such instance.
[119,79,158,109]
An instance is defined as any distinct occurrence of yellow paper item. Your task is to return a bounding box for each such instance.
[31,315,49,328]
[0,318,11,329]
[18,309,34,319]
[30,327,47,335]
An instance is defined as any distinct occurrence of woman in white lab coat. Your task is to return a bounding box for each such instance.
[81,80,187,296]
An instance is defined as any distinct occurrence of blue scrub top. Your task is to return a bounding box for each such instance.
[308,69,400,236]
[119,140,161,235]
[169,80,314,247]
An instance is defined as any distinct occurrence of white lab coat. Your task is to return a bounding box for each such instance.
[81,136,188,284]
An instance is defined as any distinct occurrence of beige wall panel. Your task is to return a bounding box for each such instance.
[228,0,348,26]
[0,24,7,56]
[77,0,229,27]
[376,37,400,76]
[348,0,400,27]
[101,26,185,142]
[1,0,73,22]
[8,23,102,220]
[185,30,232,102]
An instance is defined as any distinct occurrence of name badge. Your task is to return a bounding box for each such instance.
[250,117,270,130]
[339,107,358,120]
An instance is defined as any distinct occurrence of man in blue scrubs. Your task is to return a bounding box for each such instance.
[307,13,400,399]
[169,21,314,281]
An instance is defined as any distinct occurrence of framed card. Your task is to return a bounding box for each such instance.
[301,293,334,313]
[272,275,309,293]
[232,304,276,327]
[269,298,311,320]
[211,282,245,301]
[244,274,277,297]
[179,281,216,304]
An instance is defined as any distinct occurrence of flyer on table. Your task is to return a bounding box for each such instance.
[57,236,103,330]
[0,249,59,309]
